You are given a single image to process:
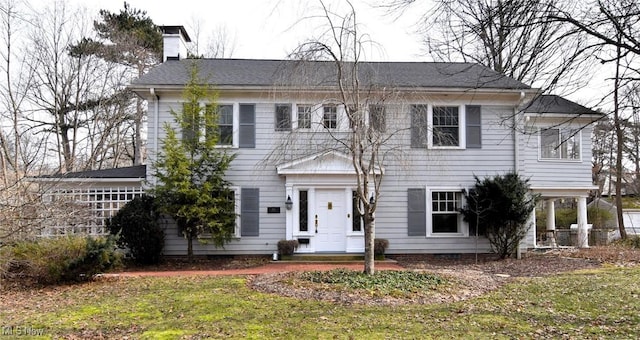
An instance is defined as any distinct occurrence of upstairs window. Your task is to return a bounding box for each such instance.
[217,104,234,146]
[181,102,199,146]
[432,106,459,147]
[540,128,580,160]
[275,104,292,131]
[297,105,312,129]
[323,105,337,129]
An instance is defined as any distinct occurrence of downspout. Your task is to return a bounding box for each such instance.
[515,91,526,257]
[514,91,526,173]
[150,87,159,186]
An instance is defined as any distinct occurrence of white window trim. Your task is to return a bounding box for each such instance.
[537,128,582,162]
[211,102,238,149]
[293,187,314,236]
[426,187,468,237]
[427,104,466,150]
[294,104,314,130]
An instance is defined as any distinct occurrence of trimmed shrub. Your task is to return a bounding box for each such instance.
[0,236,121,285]
[277,239,299,255]
[461,173,539,259]
[106,194,164,264]
[374,238,389,255]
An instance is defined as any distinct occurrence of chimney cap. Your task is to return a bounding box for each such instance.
[159,25,192,42]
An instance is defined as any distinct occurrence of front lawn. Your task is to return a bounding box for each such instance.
[1,266,640,339]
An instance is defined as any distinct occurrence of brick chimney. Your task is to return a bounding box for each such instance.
[160,25,191,61]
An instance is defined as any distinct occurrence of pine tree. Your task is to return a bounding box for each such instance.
[151,63,236,260]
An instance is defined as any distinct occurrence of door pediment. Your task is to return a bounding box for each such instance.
[276,150,384,175]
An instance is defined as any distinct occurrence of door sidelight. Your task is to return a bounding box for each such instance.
[315,214,318,233]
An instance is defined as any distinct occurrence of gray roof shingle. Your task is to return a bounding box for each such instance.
[525,95,601,115]
[132,59,530,90]
[40,165,146,179]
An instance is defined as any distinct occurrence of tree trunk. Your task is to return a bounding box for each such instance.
[187,235,194,262]
[614,38,627,239]
[363,214,375,275]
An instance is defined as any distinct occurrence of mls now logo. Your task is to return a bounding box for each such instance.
[1,326,13,335]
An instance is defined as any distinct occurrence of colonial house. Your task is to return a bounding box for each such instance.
[123,27,600,256]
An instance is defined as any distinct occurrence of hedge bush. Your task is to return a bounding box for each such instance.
[0,236,121,285]
[106,194,164,264]
[277,239,299,255]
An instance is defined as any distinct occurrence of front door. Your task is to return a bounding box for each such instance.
[314,189,347,252]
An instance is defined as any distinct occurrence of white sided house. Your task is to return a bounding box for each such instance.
[127,28,600,256]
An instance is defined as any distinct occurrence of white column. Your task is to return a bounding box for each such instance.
[546,199,557,247]
[577,196,589,248]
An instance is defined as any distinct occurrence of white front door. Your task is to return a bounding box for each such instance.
[314,189,347,252]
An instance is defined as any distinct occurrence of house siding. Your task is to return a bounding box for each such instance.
[520,121,594,188]
[143,83,595,256]
[150,97,522,255]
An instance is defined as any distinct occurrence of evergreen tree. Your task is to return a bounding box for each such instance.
[461,173,539,259]
[151,63,236,260]
[73,2,163,165]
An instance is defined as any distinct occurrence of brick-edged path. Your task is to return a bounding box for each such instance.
[105,262,404,278]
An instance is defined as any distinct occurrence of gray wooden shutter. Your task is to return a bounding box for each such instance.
[239,104,255,148]
[407,188,426,236]
[241,188,259,236]
[466,105,481,149]
[411,105,428,148]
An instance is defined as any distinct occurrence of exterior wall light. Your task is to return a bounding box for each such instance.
[285,195,293,210]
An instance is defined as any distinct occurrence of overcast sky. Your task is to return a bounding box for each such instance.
[79,0,426,61]
[68,0,608,106]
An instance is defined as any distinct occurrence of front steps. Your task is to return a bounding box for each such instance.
[277,254,392,263]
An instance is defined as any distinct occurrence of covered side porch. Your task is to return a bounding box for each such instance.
[532,186,597,248]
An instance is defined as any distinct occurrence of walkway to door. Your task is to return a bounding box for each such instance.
[104,261,404,278]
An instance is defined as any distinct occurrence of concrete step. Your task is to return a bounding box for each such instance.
[277,254,390,262]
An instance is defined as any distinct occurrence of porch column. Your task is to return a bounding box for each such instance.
[545,199,557,247]
[577,196,589,248]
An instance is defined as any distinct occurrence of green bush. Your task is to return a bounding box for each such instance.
[588,207,615,229]
[555,208,577,228]
[461,173,539,259]
[612,236,640,249]
[277,239,299,255]
[0,236,121,285]
[106,195,164,264]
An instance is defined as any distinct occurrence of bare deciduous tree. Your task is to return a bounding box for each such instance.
[385,0,592,94]
[551,0,640,238]
[187,17,237,58]
[270,1,408,275]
